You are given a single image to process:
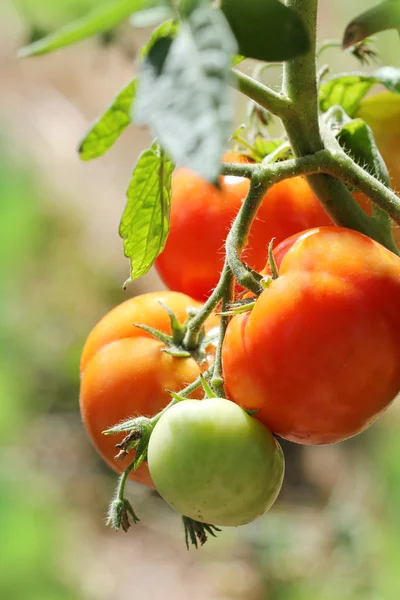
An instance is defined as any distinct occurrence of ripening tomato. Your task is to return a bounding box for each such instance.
[357,91,400,194]
[148,398,284,526]
[80,291,218,486]
[155,154,332,301]
[222,227,400,445]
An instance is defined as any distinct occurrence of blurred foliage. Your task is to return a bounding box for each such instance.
[12,0,102,30]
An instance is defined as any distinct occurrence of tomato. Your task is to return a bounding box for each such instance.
[147,398,284,526]
[354,91,400,246]
[155,154,332,301]
[357,91,400,194]
[222,227,400,445]
[80,291,217,486]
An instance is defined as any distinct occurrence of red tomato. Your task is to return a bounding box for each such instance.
[155,154,332,301]
[80,291,217,486]
[222,227,400,445]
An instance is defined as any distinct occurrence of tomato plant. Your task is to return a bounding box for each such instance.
[22,0,400,547]
[223,227,400,445]
[147,398,284,526]
[80,291,217,486]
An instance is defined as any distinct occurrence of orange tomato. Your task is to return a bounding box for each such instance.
[80,291,217,486]
[222,227,400,445]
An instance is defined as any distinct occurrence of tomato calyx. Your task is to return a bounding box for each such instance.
[218,297,256,317]
[108,496,140,533]
[182,516,221,550]
[104,414,154,468]
[267,238,279,280]
[134,300,218,363]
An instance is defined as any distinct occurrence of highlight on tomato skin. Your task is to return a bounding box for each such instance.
[147,398,285,527]
[222,227,400,446]
[79,291,217,487]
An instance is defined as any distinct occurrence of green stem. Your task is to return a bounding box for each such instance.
[220,160,256,179]
[254,150,400,252]
[233,69,291,119]
[225,170,270,293]
[316,39,342,58]
[281,0,399,253]
[210,268,234,397]
[283,0,322,153]
[115,461,135,502]
[183,261,231,349]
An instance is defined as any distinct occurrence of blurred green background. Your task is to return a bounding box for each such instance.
[1,1,400,598]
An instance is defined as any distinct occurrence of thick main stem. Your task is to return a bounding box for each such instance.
[282,0,384,239]
[283,0,322,153]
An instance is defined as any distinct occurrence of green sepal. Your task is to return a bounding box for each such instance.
[244,409,259,416]
[161,346,191,358]
[199,374,217,399]
[168,390,190,403]
[218,300,256,316]
[268,238,279,280]
[182,516,221,549]
[107,496,140,532]
[134,323,173,346]
[103,415,150,436]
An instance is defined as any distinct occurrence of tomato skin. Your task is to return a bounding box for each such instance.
[222,227,400,445]
[155,155,331,301]
[147,398,284,526]
[80,291,216,486]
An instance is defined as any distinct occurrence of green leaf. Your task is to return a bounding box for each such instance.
[220,0,309,62]
[337,119,390,186]
[320,67,400,117]
[343,0,400,49]
[119,142,174,281]
[139,19,179,58]
[134,5,237,182]
[18,0,163,57]
[78,20,178,161]
[79,79,137,161]
[319,74,376,116]
[252,138,291,162]
[337,118,392,229]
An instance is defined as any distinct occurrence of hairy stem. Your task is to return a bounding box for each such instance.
[211,268,234,397]
[257,150,400,251]
[281,0,387,241]
[183,261,231,349]
[233,69,291,118]
[225,170,271,293]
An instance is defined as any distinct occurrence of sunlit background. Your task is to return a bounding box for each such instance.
[1,1,400,598]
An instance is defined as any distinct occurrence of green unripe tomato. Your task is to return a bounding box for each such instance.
[147,398,285,527]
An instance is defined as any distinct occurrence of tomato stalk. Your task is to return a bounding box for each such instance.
[225,170,271,295]
[209,267,234,398]
[183,260,232,349]
[107,461,140,532]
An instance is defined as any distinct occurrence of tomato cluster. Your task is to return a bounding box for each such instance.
[80,155,400,535]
